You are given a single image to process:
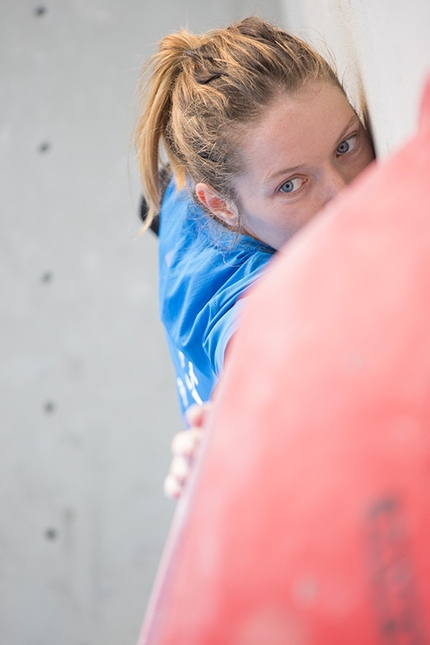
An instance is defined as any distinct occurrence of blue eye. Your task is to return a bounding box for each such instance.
[337,135,358,155]
[279,177,303,193]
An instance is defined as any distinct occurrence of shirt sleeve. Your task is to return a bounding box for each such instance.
[212,296,250,376]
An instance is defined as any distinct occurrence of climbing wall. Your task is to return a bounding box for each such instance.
[0,1,282,644]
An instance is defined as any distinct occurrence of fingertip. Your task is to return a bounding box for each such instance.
[185,403,203,426]
[163,475,182,499]
[171,431,189,453]
[171,455,191,483]
[185,401,211,427]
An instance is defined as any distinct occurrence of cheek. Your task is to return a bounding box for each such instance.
[360,135,376,168]
[347,145,374,183]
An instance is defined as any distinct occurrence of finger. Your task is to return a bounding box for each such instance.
[185,402,211,428]
[169,455,191,484]
[163,474,183,499]
[171,429,202,457]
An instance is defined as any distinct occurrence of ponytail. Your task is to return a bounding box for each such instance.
[135,31,201,230]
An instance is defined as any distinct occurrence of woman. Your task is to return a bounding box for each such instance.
[135,16,374,496]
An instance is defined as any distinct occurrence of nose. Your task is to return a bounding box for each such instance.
[321,167,348,206]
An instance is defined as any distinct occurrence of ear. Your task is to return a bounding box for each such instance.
[195,183,239,227]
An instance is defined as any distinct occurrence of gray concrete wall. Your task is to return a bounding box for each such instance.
[0,1,282,644]
[282,0,430,158]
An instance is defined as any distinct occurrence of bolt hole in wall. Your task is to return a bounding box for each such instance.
[44,401,56,414]
[41,271,54,283]
[35,5,47,17]
[45,528,58,541]
[38,141,51,153]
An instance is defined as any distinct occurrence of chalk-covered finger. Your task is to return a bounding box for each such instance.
[169,455,191,484]
[185,402,210,428]
[163,474,183,499]
[171,429,202,457]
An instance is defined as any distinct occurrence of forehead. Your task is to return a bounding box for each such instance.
[266,81,352,129]
[239,81,356,176]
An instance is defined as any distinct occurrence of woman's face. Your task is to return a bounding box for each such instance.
[233,81,375,250]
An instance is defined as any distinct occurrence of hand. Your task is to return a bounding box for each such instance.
[163,403,211,499]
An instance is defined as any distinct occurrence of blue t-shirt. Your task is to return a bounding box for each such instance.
[158,180,275,419]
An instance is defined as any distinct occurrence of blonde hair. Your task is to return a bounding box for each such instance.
[135,16,342,231]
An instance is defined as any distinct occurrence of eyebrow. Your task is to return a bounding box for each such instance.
[263,114,360,185]
[335,114,360,145]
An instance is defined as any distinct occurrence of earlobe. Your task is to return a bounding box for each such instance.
[195,183,239,226]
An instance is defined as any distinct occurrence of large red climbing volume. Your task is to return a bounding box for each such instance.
[138,76,430,644]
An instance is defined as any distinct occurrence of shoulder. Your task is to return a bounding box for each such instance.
[158,183,275,373]
[159,186,274,313]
